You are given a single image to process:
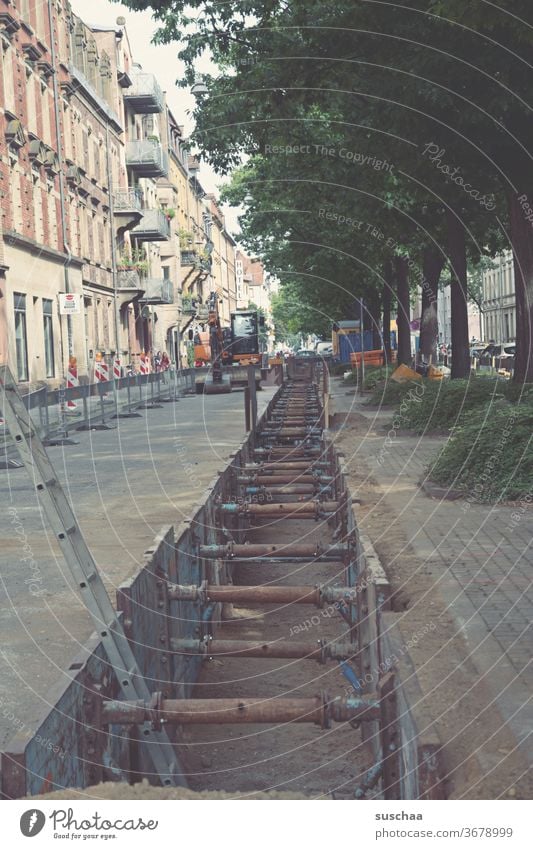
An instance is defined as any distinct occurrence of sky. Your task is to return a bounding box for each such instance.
[70,0,241,233]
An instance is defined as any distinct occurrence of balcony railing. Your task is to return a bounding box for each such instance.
[131,208,171,242]
[181,295,197,314]
[126,140,168,178]
[139,278,173,304]
[113,188,143,214]
[180,249,197,266]
[123,72,164,114]
[117,269,143,289]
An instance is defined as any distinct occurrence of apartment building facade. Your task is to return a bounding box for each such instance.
[234,249,276,350]
[0,0,87,385]
[0,0,239,385]
[481,251,516,343]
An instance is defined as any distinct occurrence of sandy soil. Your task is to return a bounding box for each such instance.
[334,410,533,800]
[179,516,373,798]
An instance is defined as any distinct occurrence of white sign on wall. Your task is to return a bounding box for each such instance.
[58,293,81,315]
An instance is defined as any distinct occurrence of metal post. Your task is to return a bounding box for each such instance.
[247,365,257,431]
[244,386,251,431]
[359,297,365,395]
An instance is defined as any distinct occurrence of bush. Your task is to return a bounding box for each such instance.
[428,403,533,501]
[394,377,509,433]
[364,365,395,389]
[368,378,423,407]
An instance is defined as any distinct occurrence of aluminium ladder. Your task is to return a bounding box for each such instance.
[0,365,186,787]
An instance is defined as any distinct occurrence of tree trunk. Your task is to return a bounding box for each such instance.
[382,262,392,364]
[446,210,471,379]
[508,189,533,383]
[395,256,411,366]
[366,292,382,350]
[419,245,445,363]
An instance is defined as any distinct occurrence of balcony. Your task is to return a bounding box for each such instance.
[139,278,173,305]
[126,139,168,178]
[113,188,143,231]
[117,269,144,290]
[123,71,164,114]
[181,294,198,315]
[131,208,171,242]
[180,249,198,266]
[113,188,143,214]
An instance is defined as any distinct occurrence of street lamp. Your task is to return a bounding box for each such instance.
[191,76,208,97]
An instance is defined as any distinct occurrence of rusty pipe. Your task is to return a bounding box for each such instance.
[167,582,357,606]
[219,501,339,516]
[171,637,358,663]
[102,693,380,728]
[255,447,322,454]
[243,462,329,471]
[239,475,332,485]
[198,543,349,559]
[245,485,318,496]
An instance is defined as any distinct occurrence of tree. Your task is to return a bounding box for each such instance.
[122,0,518,378]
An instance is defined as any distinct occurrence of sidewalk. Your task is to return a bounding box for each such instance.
[330,380,533,797]
[0,387,276,750]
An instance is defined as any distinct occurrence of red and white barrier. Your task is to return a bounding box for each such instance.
[113,358,121,380]
[139,354,150,375]
[66,360,79,410]
[94,356,109,397]
[94,359,109,383]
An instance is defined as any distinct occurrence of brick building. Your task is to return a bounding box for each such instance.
[0,0,239,385]
[0,0,86,385]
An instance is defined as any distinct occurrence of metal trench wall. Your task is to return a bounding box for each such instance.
[0,365,445,799]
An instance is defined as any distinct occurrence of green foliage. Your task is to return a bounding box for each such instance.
[393,378,510,433]
[271,286,332,338]
[429,404,533,502]
[119,0,530,376]
[364,365,395,389]
[369,379,423,407]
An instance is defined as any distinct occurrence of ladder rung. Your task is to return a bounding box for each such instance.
[40,477,57,488]
[79,571,98,587]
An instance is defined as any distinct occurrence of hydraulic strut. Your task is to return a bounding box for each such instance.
[167,581,357,606]
[102,693,381,729]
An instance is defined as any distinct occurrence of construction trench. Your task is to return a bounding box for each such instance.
[0,361,444,799]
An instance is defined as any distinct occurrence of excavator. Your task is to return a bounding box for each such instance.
[194,293,263,394]
[194,291,232,394]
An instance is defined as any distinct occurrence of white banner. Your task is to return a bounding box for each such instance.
[58,293,81,315]
[1,799,529,848]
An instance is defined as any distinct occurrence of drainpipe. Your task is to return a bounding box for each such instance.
[48,0,73,369]
[105,122,121,364]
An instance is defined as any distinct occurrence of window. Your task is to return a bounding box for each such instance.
[14,293,29,381]
[504,313,510,342]
[43,299,55,378]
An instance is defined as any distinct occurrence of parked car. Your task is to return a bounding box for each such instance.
[315,341,333,357]
[477,343,515,369]
[295,349,316,357]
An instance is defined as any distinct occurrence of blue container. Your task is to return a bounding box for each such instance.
[338,331,374,363]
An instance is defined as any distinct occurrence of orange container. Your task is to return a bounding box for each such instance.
[349,349,385,367]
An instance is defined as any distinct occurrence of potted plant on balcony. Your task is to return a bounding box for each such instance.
[178,228,194,249]
[117,249,135,271]
[117,248,148,275]
[136,259,149,277]
[163,207,176,222]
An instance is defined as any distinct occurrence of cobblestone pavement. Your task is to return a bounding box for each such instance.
[330,383,533,772]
